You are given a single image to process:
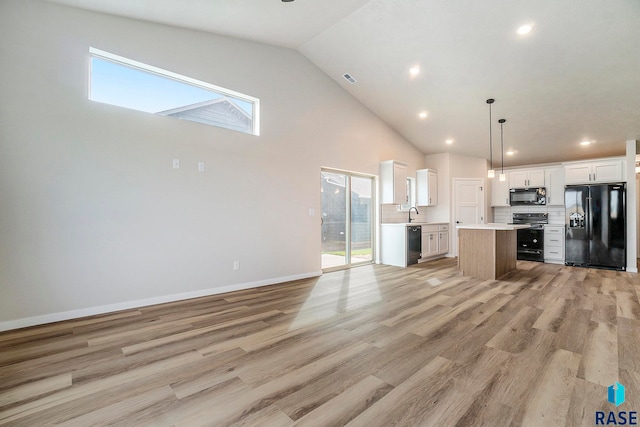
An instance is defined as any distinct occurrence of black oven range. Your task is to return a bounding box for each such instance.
[511,213,548,262]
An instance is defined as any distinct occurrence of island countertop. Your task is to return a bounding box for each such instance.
[456,223,531,231]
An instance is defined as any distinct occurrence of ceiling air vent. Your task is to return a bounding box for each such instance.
[343,73,357,84]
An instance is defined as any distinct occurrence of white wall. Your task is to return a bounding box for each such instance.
[0,0,426,329]
[423,153,450,223]
[424,152,488,256]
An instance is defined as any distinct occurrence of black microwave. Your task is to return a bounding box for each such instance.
[509,187,546,206]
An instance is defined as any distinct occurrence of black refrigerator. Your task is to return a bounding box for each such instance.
[565,183,626,270]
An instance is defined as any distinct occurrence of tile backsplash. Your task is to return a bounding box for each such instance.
[382,204,565,225]
[494,205,566,225]
[381,204,430,223]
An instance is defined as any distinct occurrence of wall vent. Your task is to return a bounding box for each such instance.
[343,73,357,84]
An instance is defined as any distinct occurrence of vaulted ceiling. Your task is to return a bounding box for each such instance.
[48,0,640,167]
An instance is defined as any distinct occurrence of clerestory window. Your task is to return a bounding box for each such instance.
[89,48,260,135]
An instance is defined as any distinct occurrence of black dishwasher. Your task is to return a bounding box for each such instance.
[407,225,422,265]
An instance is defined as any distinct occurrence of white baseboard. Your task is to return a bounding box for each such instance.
[0,271,323,332]
[627,267,638,273]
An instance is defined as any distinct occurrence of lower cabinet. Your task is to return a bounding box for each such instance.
[544,225,565,264]
[439,229,449,254]
[420,224,449,261]
[422,229,439,258]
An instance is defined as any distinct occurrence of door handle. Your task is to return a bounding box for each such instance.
[456,220,461,224]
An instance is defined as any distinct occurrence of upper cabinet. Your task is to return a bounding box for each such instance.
[491,175,510,207]
[545,167,565,206]
[416,169,437,206]
[508,168,545,188]
[564,159,625,185]
[380,160,408,204]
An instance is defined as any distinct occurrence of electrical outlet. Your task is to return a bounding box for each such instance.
[233,261,240,270]
[172,159,180,169]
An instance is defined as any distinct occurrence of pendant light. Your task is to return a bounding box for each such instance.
[498,118,506,181]
[486,99,495,178]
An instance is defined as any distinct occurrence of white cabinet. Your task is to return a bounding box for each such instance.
[564,159,625,185]
[564,163,591,184]
[422,226,439,258]
[544,226,565,264]
[438,225,449,254]
[381,160,408,204]
[508,170,527,188]
[545,167,565,206]
[420,224,449,260]
[416,169,437,206]
[508,168,545,188]
[491,175,510,207]
[380,224,408,267]
[592,161,624,182]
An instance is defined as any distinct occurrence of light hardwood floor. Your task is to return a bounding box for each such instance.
[1,259,639,426]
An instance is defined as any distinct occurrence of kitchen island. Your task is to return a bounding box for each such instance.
[456,223,530,280]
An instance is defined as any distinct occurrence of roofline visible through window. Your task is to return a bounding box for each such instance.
[89,47,261,136]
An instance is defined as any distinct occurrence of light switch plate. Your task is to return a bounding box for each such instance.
[198,162,205,172]
[172,159,180,169]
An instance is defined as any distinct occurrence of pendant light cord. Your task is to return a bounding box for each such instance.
[486,99,494,171]
[499,118,506,173]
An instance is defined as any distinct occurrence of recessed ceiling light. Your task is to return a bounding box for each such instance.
[409,66,420,76]
[445,139,454,145]
[517,24,533,35]
[419,111,428,119]
[580,140,591,146]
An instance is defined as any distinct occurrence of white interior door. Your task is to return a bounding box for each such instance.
[453,179,485,256]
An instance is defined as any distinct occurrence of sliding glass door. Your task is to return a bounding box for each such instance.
[321,169,374,270]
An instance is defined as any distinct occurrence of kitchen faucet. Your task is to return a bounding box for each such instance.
[408,206,419,223]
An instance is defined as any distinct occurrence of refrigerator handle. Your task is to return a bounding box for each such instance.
[586,196,592,240]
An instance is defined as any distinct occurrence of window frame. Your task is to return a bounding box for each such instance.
[88,47,261,136]
[399,177,416,211]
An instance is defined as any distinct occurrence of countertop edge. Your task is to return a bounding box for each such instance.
[381,222,449,226]
[456,223,531,231]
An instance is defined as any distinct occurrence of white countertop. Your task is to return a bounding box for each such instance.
[456,223,531,230]
[381,222,449,227]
